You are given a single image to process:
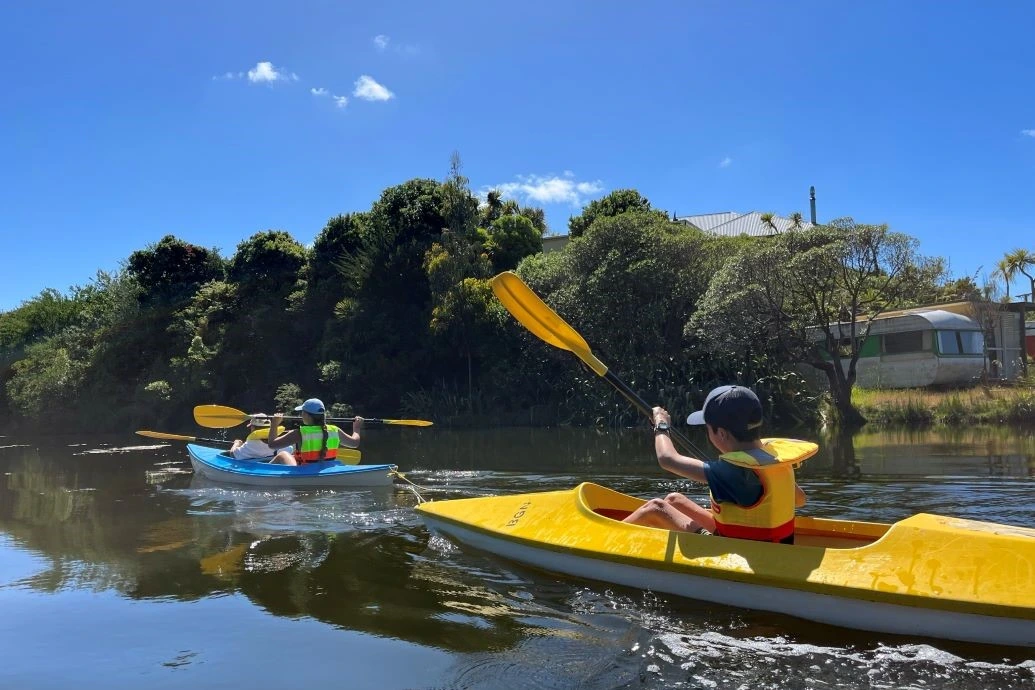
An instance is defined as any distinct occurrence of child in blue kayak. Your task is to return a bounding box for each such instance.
[229,413,291,460]
[623,385,814,543]
[266,398,363,465]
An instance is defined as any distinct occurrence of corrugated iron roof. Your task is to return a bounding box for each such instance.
[677,211,813,237]
[678,212,742,232]
[708,211,813,237]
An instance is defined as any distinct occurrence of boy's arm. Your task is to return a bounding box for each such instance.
[653,407,708,483]
[794,483,807,508]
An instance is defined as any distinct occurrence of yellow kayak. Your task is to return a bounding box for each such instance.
[417,482,1035,647]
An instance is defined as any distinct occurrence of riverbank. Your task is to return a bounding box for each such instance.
[853,385,1035,427]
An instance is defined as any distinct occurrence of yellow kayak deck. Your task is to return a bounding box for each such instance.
[418,482,1035,620]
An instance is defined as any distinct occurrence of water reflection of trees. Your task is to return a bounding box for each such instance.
[2,429,1032,655]
[367,426,697,474]
[0,445,523,653]
[822,428,861,480]
[795,425,1035,480]
[366,424,1035,481]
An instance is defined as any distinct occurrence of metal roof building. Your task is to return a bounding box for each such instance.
[676,211,814,237]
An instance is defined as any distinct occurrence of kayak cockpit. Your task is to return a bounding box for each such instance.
[582,482,890,550]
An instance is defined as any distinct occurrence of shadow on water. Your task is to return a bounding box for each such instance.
[0,430,1033,688]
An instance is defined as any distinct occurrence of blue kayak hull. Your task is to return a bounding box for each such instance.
[186,444,396,487]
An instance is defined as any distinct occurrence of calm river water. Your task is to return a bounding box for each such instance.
[1,426,1033,689]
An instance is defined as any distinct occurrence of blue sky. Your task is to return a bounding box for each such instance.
[4,1,1035,310]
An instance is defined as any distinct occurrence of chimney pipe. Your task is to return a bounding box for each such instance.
[809,186,817,225]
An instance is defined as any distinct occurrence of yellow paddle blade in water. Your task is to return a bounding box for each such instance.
[490,271,608,376]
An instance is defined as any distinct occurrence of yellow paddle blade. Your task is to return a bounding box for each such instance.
[137,430,196,442]
[378,419,434,427]
[337,448,362,465]
[490,271,608,376]
[194,404,250,428]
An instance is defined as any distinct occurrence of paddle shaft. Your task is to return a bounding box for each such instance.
[193,405,431,429]
[602,371,707,457]
[275,416,398,426]
[188,435,235,445]
[137,431,235,444]
[136,430,361,462]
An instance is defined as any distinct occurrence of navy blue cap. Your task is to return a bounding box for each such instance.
[686,385,763,433]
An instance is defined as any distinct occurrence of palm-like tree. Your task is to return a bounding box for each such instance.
[481,190,503,227]
[1005,248,1035,301]
[760,212,778,234]
[788,212,805,230]
[993,257,1015,299]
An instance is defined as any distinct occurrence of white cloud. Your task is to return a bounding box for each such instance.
[373,34,419,55]
[311,87,348,109]
[247,61,294,84]
[719,156,732,168]
[484,173,605,206]
[353,75,395,101]
[1022,129,1035,138]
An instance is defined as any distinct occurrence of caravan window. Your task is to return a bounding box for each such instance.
[959,331,983,354]
[938,331,961,354]
[939,330,983,355]
[883,330,924,354]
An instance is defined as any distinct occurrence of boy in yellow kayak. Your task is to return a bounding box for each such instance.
[623,385,814,543]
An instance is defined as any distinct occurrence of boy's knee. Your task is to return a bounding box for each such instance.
[664,493,684,504]
[645,498,668,512]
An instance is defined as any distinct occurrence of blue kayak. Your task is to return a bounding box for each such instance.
[186,444,397,487]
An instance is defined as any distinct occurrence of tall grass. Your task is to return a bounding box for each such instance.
[852,385,1035,427]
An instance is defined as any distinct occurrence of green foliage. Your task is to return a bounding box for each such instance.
[0,289,81,350]
[5,342,82,417]
[567,189,668,238]
[127,235,224,306]
[0,171,966,434]
[486,215,542,272]
[519,206,548,235]
[319,361,343,385]
[442,153,480,240]
[309,213,368,312]
[274,383,303,412]
[329,402,354,418]
[852,386,1035,428]
[228,230,307,299]
[930,274,983,303]
[510,211,731,426]
[143,380,172,402]
[994,248,1035,300]
[690,219,945,427]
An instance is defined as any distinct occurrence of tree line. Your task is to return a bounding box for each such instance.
[1,159,973,433]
